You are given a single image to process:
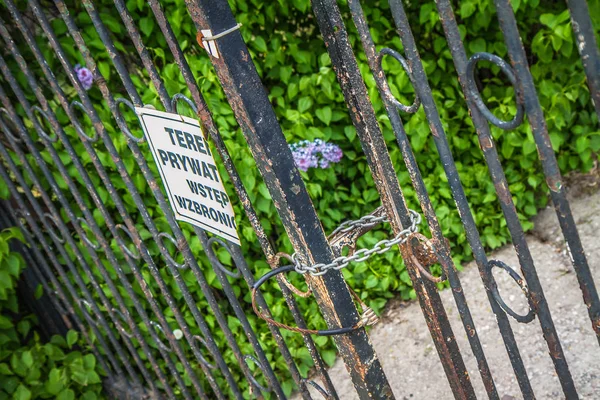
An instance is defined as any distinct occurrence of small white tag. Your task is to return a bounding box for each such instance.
[135,107,239,245]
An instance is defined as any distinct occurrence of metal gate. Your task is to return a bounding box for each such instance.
[0,0,598,399]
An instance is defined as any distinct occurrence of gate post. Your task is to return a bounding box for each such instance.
[184,1,395,398]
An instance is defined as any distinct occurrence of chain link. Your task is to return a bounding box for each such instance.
[293,209,421,276]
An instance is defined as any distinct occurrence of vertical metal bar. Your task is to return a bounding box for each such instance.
[0,56,188,398]
[0,200,114,380]
[494,0,595,395]
[308,0,478,398]
[388,0,580,396]
[143,4,336,395]
[46,0,286,396]
[345,1,499,397]
[10,3,234,397]
[184,1,396,398]
[566,0,600,121]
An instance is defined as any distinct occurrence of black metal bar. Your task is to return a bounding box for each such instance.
[566,0,600,122]
[46,0,301,396]
[388,0,580,396]
[494,0,597,395]
[143,2,336,394]
[20,2,239,397]
[0,47,191,398]
[183,1,396,398]
[345,1,499,397]
[307,0,478,398]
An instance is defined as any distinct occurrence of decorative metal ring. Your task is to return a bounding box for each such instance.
[171,93,198,114]
[488,259,535,323]
[31,106,58,143]
[78,298,103,327]
[115,224,141,260]
[206,237,240,278]
[43,213,65,244]
[402,233,446,284]
[111,308,134,339]
[69,100,98,143]
[466,52,525,130]
[0,108,22,143]
[75,217,100,251]
[149,321,173,352]
[158,232,186,269]
[112,98,145,143]
[244,354,271,393]
[191,335,217,370]
[305,380,331,399]
[376,47,420,114]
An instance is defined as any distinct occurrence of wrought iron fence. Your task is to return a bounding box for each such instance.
[0,0,598,399]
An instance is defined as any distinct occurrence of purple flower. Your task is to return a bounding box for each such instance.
[74,64,93,90]
[290,139,343,172]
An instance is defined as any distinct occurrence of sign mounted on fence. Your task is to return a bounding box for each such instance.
[135,107,240,245]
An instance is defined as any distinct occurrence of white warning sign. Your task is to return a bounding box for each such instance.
[135,107,239,245]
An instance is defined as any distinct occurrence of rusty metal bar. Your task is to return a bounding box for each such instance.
[345,1,499,397]
[183,0,396,398]
[566,0,600,121]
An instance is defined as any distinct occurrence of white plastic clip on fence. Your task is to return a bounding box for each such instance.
[200,23,243,59]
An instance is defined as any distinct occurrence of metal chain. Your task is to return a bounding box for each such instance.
[293,209,421,276]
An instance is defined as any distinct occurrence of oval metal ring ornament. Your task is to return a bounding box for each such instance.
[75,217,100,251]
[191,335,217,370]
[43,213,65,244]
[115,224,141,260]
[112,98,145,143]
[466,52,525,130]
[244,354,271,393]
[157,232,187,269]
[69,100,98,143]
[206,236,241,279]
[0,108,22,143]
[376,47,420,114]
[31,105,58,143]
[488,259,535,323]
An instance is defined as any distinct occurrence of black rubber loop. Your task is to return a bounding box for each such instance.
[466,52,525,130]
[376,47,420,114]
[252,265,366,336]
[488,259,535,323]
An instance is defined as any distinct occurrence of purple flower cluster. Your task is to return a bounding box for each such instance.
[290,139,343,172]
[74,64,93,90]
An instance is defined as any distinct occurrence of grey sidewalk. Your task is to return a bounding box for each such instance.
[305,179,600,399]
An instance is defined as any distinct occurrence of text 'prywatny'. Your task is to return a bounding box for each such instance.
[135,107,240,245]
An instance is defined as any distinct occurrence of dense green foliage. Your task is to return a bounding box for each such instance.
[0,228,104,400]
[1,0,599,397]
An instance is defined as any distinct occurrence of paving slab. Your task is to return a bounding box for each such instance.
[299,178,600,399]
